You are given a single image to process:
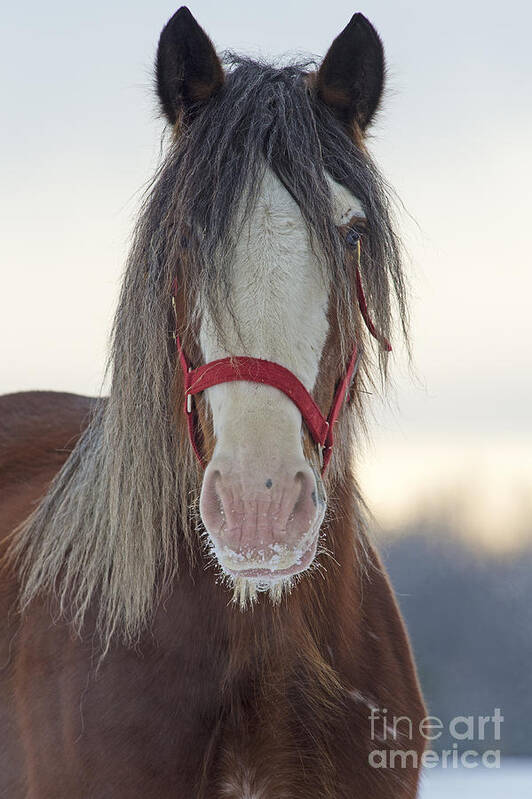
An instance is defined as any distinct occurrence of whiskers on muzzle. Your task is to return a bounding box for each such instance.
[196,462,328,608]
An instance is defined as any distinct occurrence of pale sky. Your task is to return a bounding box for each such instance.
[2,1,531,542]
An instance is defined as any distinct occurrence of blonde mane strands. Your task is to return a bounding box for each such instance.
[7,57,408,651]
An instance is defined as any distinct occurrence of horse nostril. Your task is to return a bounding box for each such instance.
[286,469,319,534]
[200,469,226,534]
[216,490,224,518]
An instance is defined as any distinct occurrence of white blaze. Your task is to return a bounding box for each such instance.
[199,166,363,465]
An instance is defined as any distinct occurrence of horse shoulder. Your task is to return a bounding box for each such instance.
[0,390,100,797]
[0,391,99,540]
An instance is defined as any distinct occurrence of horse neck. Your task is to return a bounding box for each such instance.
[164,468,364,671]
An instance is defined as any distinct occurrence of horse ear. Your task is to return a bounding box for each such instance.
[317,13,385,131]
[156,7,224,125]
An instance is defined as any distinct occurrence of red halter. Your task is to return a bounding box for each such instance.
[174,239,390,474]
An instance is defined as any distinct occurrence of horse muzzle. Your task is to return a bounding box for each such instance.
[199,456,326,580]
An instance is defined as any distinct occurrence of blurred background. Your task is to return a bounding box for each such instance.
[2,1,531,794]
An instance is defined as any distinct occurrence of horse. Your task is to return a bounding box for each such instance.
[0,8,426,798]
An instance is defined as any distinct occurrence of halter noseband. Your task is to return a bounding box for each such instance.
[174,237,390,475]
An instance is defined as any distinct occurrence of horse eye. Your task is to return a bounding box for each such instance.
[346,228,361,247]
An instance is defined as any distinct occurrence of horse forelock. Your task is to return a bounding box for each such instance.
[8,56,407,651]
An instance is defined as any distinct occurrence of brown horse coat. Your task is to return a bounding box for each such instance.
[0,391,425,798]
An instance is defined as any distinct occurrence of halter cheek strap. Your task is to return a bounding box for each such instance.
[174,239,390,475]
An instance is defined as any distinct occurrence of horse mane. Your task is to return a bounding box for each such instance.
[6,56,408,651]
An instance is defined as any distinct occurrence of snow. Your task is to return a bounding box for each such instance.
[420,759,532,798]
